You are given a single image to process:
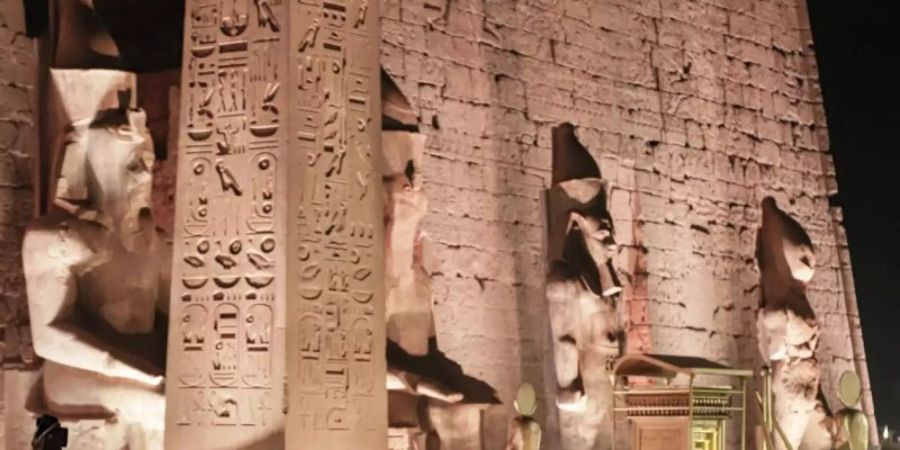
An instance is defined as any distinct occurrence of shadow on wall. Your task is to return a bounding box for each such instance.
[48,0,184,72]
[387,339,500,406]
[468,31,562,450]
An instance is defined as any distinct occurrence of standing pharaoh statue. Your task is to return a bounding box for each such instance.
[755,196,831,450]
[545,123,622,449]
[23,71,170,449]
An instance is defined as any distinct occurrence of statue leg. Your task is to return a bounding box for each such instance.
[43,361,165,449]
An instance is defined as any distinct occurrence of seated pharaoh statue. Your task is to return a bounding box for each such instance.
[381,71,500,450]
[23,81,170,448]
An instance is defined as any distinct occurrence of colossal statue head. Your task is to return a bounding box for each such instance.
[760,197,815,283]
[53,105,156,252]
[756,196,816,318]
[552,179,622,298]
[547,123,622,298]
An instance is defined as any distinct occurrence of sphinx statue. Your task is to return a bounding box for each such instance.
[545,123,622,449]
[505,383,542,450]
[22,70,170,449]
[755,196,831,450]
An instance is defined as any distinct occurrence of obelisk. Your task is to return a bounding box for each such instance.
[166,0,385,447]
[285,0,387,448]
[165,0,288,448]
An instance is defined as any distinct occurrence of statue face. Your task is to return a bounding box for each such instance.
[85,111,155,251]
[577,215,616,266]
[564,211,622,297]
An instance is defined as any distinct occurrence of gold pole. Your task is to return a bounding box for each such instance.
[764,367,769,428]
[611,374,617,450]
[756,393,776,450]
[689,375,695,450]
[741,378,747,450]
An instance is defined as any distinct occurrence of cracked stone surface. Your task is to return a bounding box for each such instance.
[380,0,875,447]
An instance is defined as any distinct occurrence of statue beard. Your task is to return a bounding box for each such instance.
[117,206,155,253]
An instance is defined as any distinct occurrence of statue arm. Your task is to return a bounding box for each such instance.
[547,262,580,389]
[414,378,463,403]
[24,228,163,387]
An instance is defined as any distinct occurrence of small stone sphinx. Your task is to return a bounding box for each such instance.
[505,383,542,450]
[23,71,170,449]
[755,196,829,450]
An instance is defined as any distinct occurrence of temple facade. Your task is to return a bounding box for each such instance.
[0,0,877,449]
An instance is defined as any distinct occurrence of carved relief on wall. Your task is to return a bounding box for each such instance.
[755,196,832,450]
[22,69,170,449]
[545,123,623,449]
[164,0,286,448]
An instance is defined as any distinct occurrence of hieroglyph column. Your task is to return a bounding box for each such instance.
[285,0,387,448]
[165,0,288,448]
[165,0,385,448]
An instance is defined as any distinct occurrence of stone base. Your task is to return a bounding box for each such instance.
[3,369,164,450]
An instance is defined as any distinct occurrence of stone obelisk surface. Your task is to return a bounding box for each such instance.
[165,0,288,448]
[285,0,387,448]
[167,0,384,448]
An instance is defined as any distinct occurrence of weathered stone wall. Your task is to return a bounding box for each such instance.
[0,0,875,447]
[0,0,35,446]
[379,0,874,446]
[0,0,35,366]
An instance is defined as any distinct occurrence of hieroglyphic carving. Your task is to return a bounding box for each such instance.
[286,0,386,447]
[166,0,287,447]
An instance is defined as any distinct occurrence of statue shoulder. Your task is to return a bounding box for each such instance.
[547,260,588,299]
[24,215,96,268]
[548,260,580,284]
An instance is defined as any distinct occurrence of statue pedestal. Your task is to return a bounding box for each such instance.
[4,369,39,450]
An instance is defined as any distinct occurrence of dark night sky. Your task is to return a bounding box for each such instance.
[807,0,900,434]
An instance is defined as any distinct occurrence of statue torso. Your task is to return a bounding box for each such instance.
[65,219,163,335]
